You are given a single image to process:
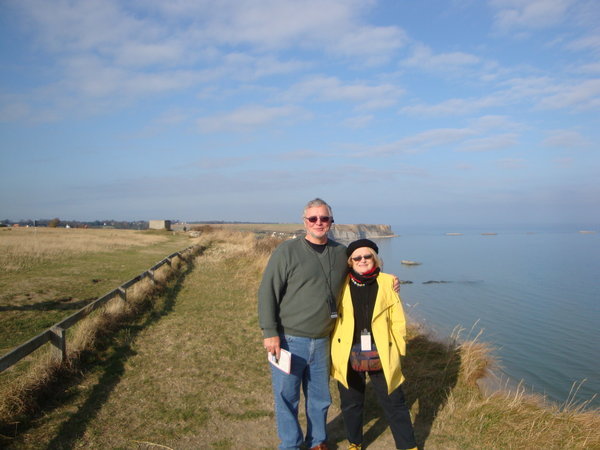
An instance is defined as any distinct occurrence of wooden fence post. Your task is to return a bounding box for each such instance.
[49,326,67,363]
[118,287,127,302]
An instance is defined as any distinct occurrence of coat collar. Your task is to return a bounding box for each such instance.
[371,273,397,319]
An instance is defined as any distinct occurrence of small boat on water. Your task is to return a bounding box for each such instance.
[445,232,463,236]
[481,232,497,236]
[401,260,421,265]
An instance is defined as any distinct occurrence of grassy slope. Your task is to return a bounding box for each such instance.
[0,228,192,354]
[2,230,598,449]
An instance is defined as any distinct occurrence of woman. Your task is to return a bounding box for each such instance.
[331,239,417,450]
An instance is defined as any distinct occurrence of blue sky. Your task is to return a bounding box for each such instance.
[1,0,599,227]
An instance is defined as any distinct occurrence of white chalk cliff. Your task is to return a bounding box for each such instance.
[328,224,395,242]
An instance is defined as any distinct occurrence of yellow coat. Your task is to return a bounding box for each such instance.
[330,272,407,394]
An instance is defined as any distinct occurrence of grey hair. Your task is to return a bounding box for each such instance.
[302,198,333,219]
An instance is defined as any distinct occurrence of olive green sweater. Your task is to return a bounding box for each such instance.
[258,237,348,339]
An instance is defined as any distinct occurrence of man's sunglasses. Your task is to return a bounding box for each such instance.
[351,254,374,262]
[304,216,332,223]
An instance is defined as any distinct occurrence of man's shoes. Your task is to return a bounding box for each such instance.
[348,444,362,450]
[310,444,328,450]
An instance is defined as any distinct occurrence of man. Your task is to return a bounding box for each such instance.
[258,198,347,450]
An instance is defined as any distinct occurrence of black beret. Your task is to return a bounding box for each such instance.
[346,239,379,257]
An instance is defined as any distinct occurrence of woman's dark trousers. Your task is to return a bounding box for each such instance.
[337,367,417,449]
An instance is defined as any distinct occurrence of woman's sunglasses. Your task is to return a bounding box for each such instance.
[304,216,332,223]
[351,254,374,262]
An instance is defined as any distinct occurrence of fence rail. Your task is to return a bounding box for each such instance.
[0,246,198,373]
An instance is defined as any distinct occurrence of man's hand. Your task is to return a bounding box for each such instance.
[263,336,281,360]
[392,275,401,293]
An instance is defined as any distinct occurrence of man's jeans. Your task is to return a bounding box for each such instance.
[270,334,331,450]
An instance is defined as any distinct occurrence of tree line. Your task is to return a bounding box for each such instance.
[0,219,151,229]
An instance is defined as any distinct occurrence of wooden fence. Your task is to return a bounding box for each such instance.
[0,245,199,373]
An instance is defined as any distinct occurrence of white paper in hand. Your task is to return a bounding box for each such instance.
[268,348,291,374]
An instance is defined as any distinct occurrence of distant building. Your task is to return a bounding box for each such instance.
[149,220,172,231]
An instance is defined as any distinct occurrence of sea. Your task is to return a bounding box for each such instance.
[371,225,599,410]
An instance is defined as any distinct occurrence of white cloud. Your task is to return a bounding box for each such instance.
[468,115,525,132]
[401,43,480,72]
[355,122,522,158]
[489,0,575,31]
[497,76,600,111]
[64,56,205,98]
[458,133,519,152]
[190,1,358,49]
[343,115,374,128]
[565,34,600,53]
[499,76,558,100]
[15,0,152,53]
[276,150,322,161]
[542,130,590,147]
[553,157,574,167]
[401,95,502,117]
[495,157,525,169]
[402,75,600,118]
[217,53,311,81]
[192,156,254,170]
[196,105,307,132]
[333,26,408,64]
[154,109,190,125]
[114,41,187,68]
[365,128,477,156]
[285,76,404,110]
[137,0,405,61]
[538,79,600,110]
[4,0,407,120]
[571,62,600,75]
[0,100,30,122]
[456,162,475,170]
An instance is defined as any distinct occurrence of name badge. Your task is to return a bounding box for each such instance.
[361,329,372,351]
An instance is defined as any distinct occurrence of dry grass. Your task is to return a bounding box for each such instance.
[1,230,598,449]
[0,227,194,356]
[0,247,199,440]
[0,227,172,272]
[422,327,600,449]
[0,229,281,448]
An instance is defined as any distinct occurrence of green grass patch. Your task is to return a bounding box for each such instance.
[0,228,193,354]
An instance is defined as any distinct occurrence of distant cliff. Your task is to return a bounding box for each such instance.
[328,224,395,242]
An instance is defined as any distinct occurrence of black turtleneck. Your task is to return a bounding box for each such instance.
[305,239,327,253]
[349,273,379,345]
